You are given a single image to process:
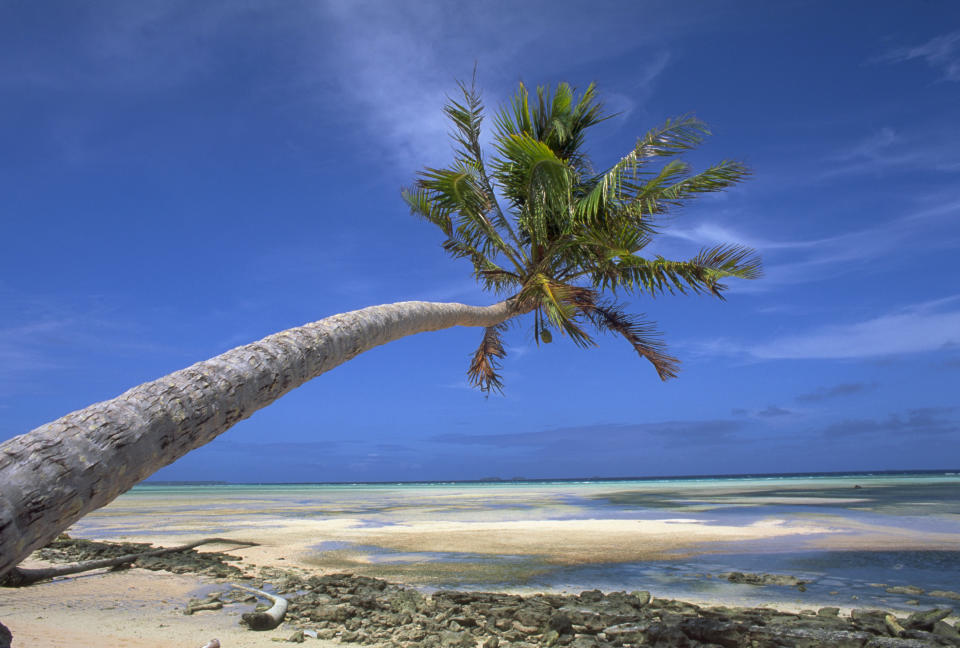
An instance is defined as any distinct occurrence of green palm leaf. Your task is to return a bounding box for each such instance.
[408,78,762,392]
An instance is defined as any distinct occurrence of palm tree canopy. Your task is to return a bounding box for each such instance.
[403,80,762,393]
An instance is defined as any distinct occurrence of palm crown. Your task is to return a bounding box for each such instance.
[403,80,762,393]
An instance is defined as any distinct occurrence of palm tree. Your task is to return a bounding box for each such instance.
[0,80,760,579]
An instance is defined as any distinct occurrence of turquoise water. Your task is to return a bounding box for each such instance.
[74,471,960,609]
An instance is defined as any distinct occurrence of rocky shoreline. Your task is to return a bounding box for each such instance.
[20,538,960,647]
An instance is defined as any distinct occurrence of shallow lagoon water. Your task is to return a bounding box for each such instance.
[72,472,960,608]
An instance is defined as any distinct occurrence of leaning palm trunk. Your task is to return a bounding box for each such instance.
[0,299,521,578]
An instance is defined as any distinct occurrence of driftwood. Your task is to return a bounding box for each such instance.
[233,583,289,630]
[0,537,257,587]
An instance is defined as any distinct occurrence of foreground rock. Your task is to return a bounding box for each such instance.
[271,573,959,647]
[23,539,960,647]
[32,536,246,580]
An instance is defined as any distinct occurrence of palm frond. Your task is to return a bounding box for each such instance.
[444,77,522,249]
[598,244,762,297]
[402,186,452,235]
[493,133,575,245]
[409,78,761,393]
[467,323,508,394]
[576,298,679,380]
[634,114,711,160]
[518,274,595,348]
[659,159,751,203]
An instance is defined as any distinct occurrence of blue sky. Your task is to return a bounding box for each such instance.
[2,1,959,482]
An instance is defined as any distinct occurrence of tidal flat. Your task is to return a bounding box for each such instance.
[63,473,960,612]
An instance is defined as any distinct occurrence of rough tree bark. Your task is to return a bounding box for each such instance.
[0,299,524,577]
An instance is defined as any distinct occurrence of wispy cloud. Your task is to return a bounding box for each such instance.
[305,1,676,171]
[796,382,877,403]
[0,296,177,391]
[756,405,792,418]
[697,296,960,360]
[821,407,958,438]
[665,193,960,290]
[819,127,960,179]
[875,30,960,82]
[831,127,898,161]
[432,419,743,449]
[0,1,260,91]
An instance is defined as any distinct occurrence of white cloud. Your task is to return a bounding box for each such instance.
[876,30,960,82]
[698,296,960,360]
[830,127,897,162]
[663,194,960,291]
[303,1,677,171]
[820,126,960,179]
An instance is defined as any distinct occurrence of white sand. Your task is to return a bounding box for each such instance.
[0,561,334,648]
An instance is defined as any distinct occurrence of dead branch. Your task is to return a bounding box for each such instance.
[233,583,288,631]
[1,537,257,587]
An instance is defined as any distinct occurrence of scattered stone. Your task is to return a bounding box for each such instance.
[721,571,808,588]
[34,537,959,648]
[886,585,925,596]
[929,590,960,601]
[184,594,224,615]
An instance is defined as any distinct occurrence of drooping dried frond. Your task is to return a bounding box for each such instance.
[467,323,508,394]
[576,298,680,380]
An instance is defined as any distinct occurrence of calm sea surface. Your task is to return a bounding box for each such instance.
[74,471,960,610]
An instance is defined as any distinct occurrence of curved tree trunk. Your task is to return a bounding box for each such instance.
[0,299,522,577]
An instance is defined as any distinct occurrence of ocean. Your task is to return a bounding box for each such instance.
[70,471,960,612]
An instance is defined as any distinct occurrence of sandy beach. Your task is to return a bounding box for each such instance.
[3,476,959,646]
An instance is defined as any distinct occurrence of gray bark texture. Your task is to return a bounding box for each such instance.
[0,299,521,577]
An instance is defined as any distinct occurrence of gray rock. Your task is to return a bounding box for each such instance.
[569,636,599,648]
[312,604,353,622]
[904,607,953,631]
[722,571,808,588]
[747,625,874,648]
[578,589,605,603]
[932,620,960,640]
[439,631,474,648]
[850,609,890,635]
[602,622,651,645]
[818,607,841,617]
[930,590,960,601]
[285,629,305,643]
[547,612,574,634]
[865,636,939,647]
[630,590,651,608]
[886,585,926,596]
[677,618,747,648]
